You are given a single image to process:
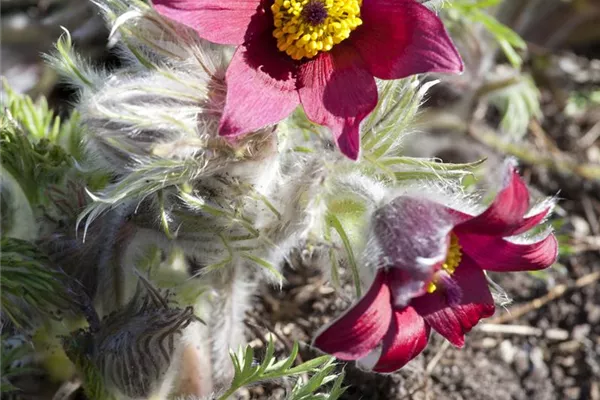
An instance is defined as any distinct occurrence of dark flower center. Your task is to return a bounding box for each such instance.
[301,1,328,26]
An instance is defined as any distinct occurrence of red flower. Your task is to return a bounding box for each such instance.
[313,162,558,372]
[153,0,463,160]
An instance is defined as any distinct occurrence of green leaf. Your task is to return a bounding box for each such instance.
[2,79,84,155]
[449,0,527,68]
[326,213,361,297]
[0,238,79,329]
[242,253,284,282]
[218,337,340,400]
[486,74,541,139]
[1,335,38,394]
[289,359,346,400]
[286,356,332,375]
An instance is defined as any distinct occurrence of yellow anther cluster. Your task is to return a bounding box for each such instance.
[271,0,362,60]
[427,234,463,294]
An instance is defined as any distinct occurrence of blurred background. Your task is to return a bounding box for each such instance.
[1,0,599,399]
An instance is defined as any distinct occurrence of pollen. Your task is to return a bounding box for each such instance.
[271,0,362,60]
[427,234,463,293]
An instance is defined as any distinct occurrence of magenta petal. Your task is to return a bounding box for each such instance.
[458,232,558,272]
[313,269,392,360]
[153,0,266,45]
[297,44,378,160]
[412,257,495,347]
[350,0,463,79]
[455,164,531,237]
[373,306,430,373]
[219,36,300,137]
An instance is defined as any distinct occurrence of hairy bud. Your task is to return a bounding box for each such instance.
[66,275,202,399]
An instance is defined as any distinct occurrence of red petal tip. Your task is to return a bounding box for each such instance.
[313,270,393,360]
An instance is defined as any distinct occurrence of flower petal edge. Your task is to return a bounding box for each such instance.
[312,269,393,360]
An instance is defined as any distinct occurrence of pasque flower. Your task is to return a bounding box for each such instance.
[153,0,463,159]
[313,162,558,372]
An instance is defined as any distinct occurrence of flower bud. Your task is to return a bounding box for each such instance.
[66,276,202,399]
[371,196,457,306]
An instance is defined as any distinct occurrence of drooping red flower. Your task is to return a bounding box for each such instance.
[152,0,463,160]
[313,161,558,372]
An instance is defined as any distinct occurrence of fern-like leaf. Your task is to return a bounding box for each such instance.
[1,335,38,394]
[218,337,344,399]
[0,238,79,330]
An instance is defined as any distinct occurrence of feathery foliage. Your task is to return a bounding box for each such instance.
[1,335,38,394]
[0,238,78,330]
[0,112,73,206]
[218,337,345,400]
[448,0,526,68]
[487,73,541,139]
[2,79,83,158]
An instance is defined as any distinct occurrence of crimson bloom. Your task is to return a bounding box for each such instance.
[153,0,463,159]
[313,162,558,372]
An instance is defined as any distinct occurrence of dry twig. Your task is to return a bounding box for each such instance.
[476,323,569,340]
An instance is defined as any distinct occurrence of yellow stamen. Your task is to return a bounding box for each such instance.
[427,234,462,293]
[271,0,362,60]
